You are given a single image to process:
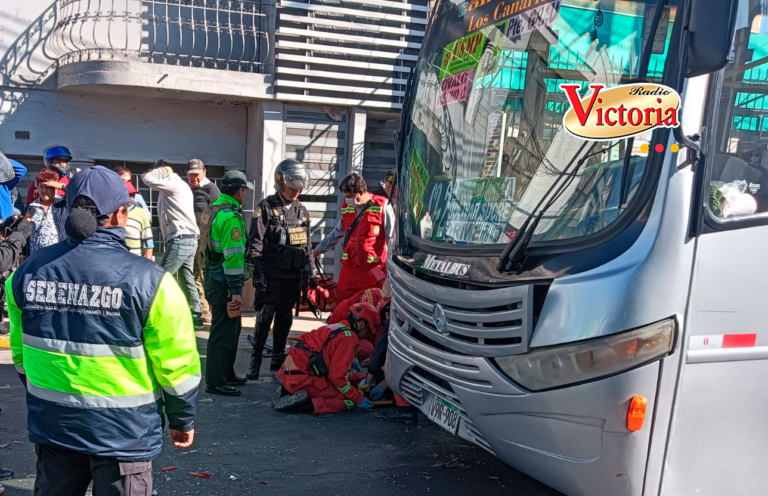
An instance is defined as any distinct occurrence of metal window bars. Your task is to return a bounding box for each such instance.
[54,0,268,73]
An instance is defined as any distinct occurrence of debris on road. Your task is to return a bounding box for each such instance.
[188,472,212,479]
[161,466,177,472]
[432,455,465,469]
[0,444,9,449]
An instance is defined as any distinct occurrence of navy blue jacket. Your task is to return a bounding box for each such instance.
[8,228,201,461]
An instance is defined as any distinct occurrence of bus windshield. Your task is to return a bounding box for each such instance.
[399,0,678,246]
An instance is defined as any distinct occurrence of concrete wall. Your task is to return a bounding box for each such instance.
[0,90,248,166]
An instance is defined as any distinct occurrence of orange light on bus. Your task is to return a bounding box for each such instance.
[627,395,648,432]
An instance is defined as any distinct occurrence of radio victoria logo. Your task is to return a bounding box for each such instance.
[560,83,681,141]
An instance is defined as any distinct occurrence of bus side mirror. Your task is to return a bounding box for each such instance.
[685,0,739,78]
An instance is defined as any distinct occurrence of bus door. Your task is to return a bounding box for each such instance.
[663,3,768,494]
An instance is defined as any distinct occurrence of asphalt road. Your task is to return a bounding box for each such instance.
[0,331,562,496]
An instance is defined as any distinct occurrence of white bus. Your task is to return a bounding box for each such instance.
[385,0,761,494]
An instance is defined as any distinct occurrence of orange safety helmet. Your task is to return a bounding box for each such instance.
[348,302,380,334]
[377,296,392,322]
[359,288,385,308]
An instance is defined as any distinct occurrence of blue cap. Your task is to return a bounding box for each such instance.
[66,166,132,216]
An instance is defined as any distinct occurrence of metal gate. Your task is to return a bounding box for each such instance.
[282,105,348,279]
[363,119,398,191]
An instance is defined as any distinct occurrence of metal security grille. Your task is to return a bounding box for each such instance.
[283,105,348,279]
[274,0,431,109]
[362,118,398,191]
[55,0,267,73]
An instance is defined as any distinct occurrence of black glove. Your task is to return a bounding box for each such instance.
[14,218,32,239]
[253,274,267,292]
[308,276,319,290]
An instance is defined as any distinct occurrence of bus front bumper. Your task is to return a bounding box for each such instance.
[385,324,661,496]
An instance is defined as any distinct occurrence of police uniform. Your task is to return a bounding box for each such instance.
[200,171,252,395]
[8,166,200,495]
[247,193,314,377]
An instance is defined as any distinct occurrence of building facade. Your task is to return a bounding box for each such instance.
[0,0,430,276]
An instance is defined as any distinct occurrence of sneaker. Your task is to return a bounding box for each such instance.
[193,318,205,330]
[0,468,13,481]
[272,390,310,412]
[271,385,285,406]
[1,482,5,494]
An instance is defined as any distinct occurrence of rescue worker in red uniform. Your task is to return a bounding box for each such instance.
[313,173,394,301]
[328,287,385,362]
[272,302,380,414]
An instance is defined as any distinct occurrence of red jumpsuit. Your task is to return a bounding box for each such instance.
[277,322,365,414]
[336,195,388,301]
[328,288,385,361]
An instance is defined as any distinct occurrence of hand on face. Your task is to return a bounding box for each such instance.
[37,182,58,203]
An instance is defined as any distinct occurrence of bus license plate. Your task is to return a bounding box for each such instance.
[428,396,460,435]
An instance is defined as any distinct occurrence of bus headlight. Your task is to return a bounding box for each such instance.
[493,319,676,392]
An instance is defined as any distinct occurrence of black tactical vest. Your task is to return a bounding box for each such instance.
[262,196,310,278]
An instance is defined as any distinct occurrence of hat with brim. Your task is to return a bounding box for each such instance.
[221,170,254,190]
[66,165,133,216]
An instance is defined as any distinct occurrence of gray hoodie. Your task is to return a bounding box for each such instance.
[142,167,199,241]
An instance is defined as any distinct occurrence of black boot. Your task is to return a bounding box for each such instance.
[246,351,262,381]
[271,304,294,371]
[246,305,275,380]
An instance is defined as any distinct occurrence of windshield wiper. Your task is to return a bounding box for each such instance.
[498,0,670,274]
[497,142,620,273]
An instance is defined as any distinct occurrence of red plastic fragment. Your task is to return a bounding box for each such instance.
[188,472,212,479]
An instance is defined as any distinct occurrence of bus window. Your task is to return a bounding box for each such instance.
[707,0,768,219]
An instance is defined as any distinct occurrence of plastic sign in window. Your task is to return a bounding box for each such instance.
[560,83,681,141]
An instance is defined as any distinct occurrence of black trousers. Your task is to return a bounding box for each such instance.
[253,277,301,364]
[204,278,242,388]
[34,444,152,496]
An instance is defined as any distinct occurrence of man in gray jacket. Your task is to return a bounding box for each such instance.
[143,160,203,329]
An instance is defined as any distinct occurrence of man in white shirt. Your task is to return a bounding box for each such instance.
[142,160,203,329]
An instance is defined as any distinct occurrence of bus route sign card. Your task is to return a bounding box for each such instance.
[428,395,461,435]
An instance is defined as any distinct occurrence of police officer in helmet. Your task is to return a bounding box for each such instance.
[246,159,315,380]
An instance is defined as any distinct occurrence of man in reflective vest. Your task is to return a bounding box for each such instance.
[200,170,252,397]
[313,173,393,301]
[272,302,379,414]
[8,166,200,495]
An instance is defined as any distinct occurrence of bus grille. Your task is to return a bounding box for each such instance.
[390,261,533,357]
[401,369,495,455]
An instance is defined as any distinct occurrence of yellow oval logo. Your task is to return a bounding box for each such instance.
[561,83,681,140]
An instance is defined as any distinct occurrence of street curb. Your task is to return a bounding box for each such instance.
[0,335,9,349]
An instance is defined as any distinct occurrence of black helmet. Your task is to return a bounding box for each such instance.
[44,145,73,175]
[0,150,14,183]
[275,159,308,192]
